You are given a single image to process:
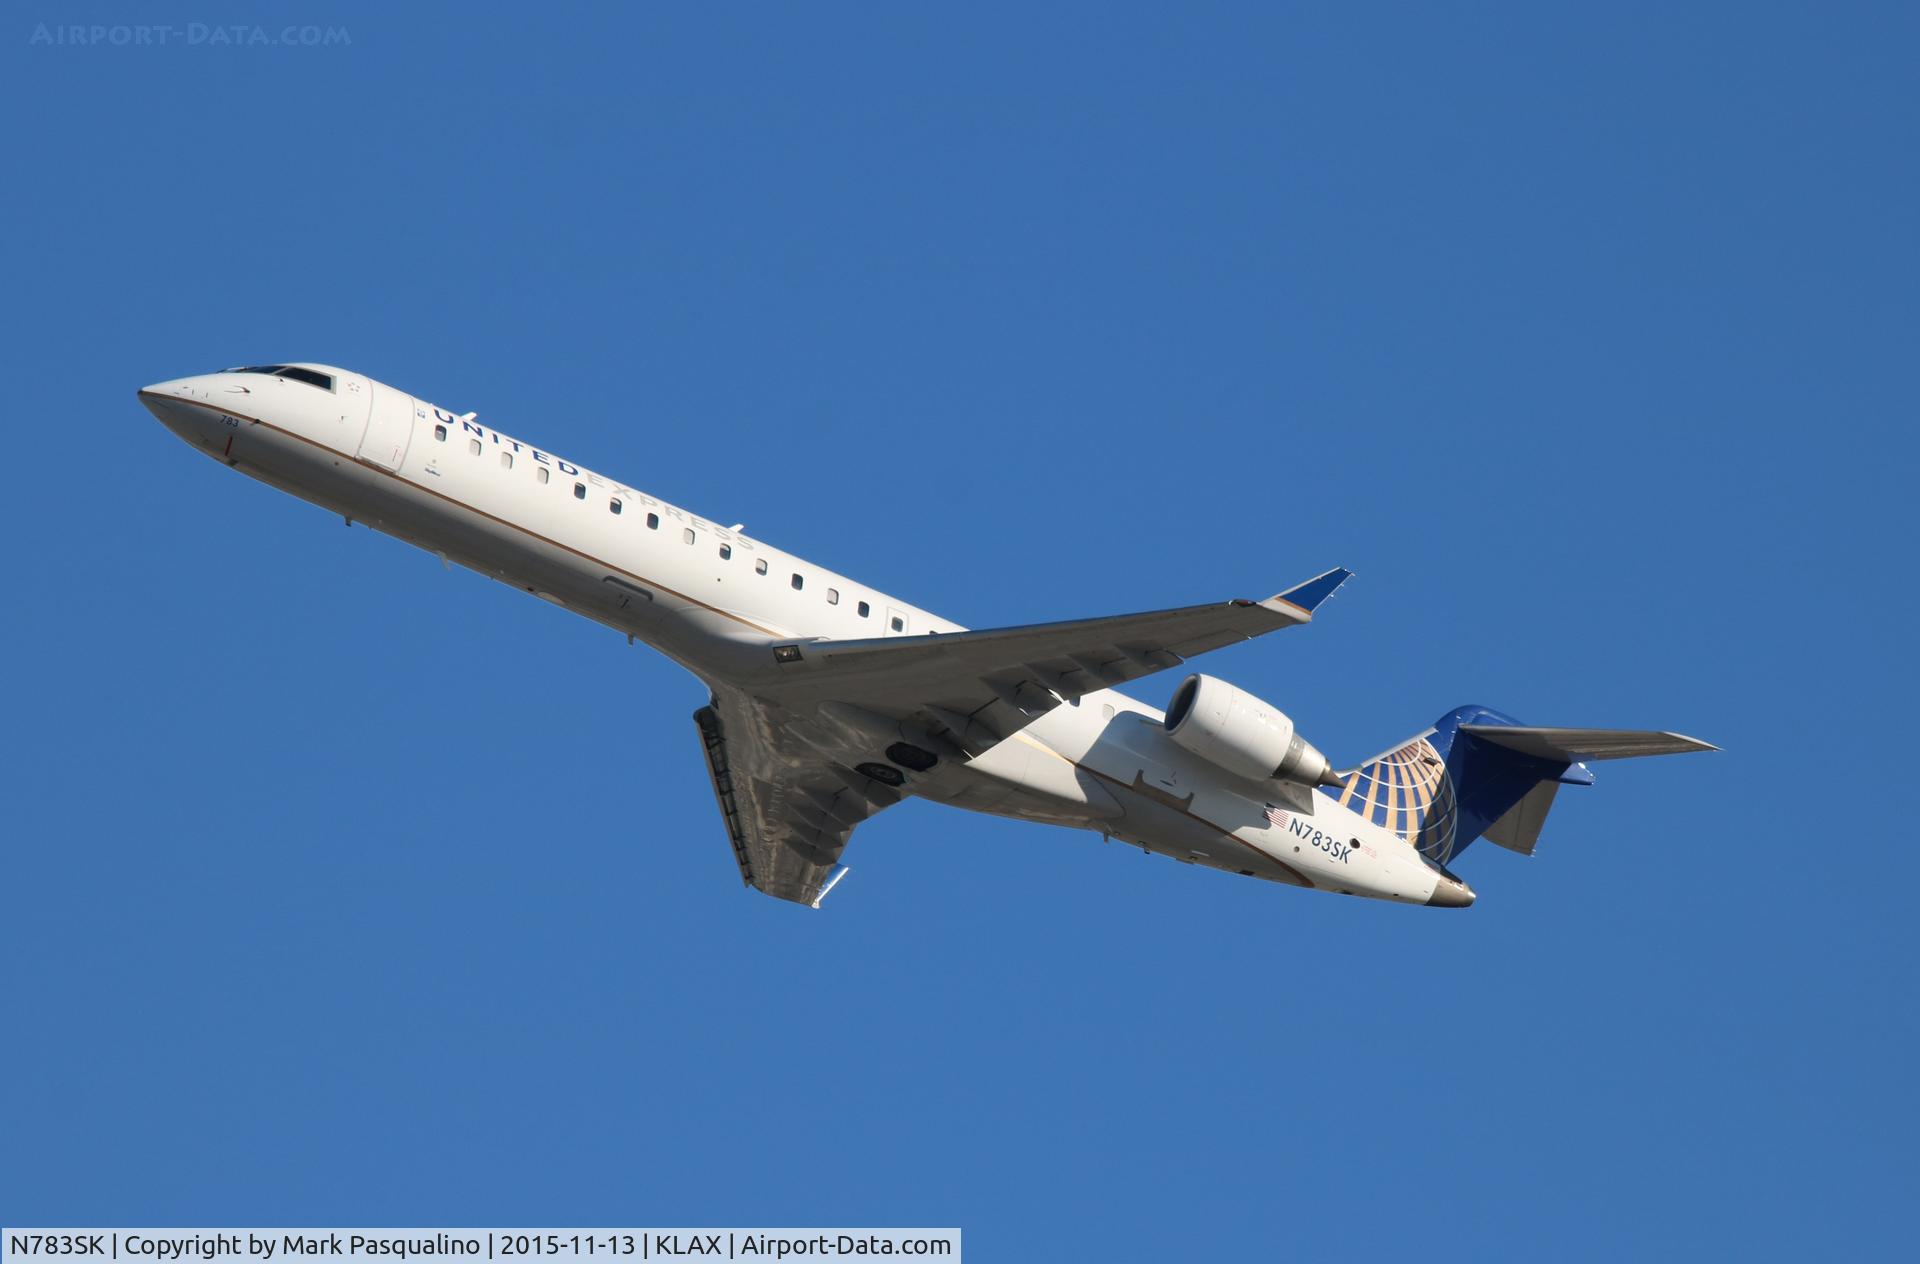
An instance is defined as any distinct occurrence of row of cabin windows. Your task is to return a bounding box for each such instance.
[431,422,905,630]
[440,424,552,482]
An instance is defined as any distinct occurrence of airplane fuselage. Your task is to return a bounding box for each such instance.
[139,364,1470,907]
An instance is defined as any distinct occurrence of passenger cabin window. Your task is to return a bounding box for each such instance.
[610,499,622,515]
[890,615,905,632]
[500,452,512,469]
[573,483,586,500]
[646,513,659,529]
[755,559,768,576]
[469,439,482,456]
[857,601,870,617]
[434,425,447,441]
[791,574,804,590]
[537,467,550,484]
[719,544,732,560]
[683,528,696,545]
[827,588,840,605]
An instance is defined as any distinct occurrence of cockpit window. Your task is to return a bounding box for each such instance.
[274,366,335,390]
[222,365,335,391]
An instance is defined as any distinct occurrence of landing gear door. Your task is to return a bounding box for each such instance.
[358,381,416,471]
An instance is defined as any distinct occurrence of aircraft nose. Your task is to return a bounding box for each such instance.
[139,378,200,425]
[138,373,209,404]
[1426,874,1476,908]
[139,379,180,411]
[139,377,229,452]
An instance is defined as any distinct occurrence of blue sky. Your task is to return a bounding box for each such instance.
[2,3,1913,1257]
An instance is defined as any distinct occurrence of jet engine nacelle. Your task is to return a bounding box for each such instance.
[1163,674,1342,787]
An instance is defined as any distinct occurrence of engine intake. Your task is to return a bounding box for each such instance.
[1164,674,1342,787]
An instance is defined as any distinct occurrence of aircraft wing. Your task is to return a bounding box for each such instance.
[694,691,903,907]
[758,567,1352,754]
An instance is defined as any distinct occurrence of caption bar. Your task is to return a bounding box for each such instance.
[3,1233,959,1263]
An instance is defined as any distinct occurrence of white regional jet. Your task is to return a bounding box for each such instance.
[140,364,1714,910]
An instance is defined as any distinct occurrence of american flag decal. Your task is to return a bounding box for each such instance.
[1265,804,1291,830]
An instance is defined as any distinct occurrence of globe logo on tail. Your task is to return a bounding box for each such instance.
[1329,734,1459,865]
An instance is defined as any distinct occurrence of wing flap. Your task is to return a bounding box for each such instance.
[695,704,757,888]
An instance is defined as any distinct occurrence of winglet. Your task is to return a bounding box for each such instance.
[1266,567,1354,618]
[809,864,851,909]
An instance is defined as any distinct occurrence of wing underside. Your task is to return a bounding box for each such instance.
[694,693,902,906]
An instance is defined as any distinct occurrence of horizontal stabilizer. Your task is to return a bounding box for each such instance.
[1459,725,1717,762]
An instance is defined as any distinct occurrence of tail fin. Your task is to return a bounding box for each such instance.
[1322,706,1715,865]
